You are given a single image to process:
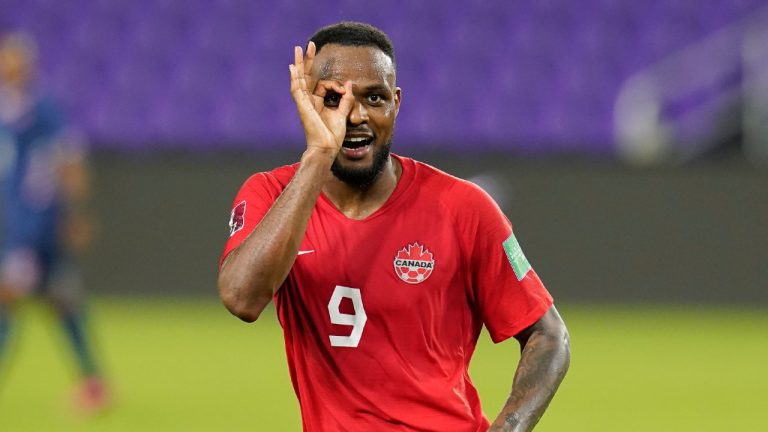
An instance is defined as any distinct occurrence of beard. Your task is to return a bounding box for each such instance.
[331,140,392,188]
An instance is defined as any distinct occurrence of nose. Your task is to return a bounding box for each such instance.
[347,100,368,126]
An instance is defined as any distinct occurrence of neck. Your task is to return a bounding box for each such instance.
[322,155,402,220]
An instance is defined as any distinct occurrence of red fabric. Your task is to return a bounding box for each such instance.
[221,154,553,432]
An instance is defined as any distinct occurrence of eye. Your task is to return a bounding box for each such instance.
[324,92,341,107]
[367,94,383,104]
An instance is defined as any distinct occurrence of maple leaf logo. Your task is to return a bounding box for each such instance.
[393,242,435,284]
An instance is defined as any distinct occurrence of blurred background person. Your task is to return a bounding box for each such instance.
[0,31,107,411]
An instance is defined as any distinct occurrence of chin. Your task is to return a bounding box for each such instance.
[331,141,391,188]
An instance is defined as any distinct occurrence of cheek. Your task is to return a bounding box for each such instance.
[372,113,395,138]
[379,103,398,123]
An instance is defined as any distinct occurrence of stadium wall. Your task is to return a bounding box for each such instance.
[84,152,767,304]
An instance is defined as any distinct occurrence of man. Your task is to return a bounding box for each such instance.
[0,31,107,410]
[219,22,569,432]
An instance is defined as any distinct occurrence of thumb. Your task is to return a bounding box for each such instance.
[336,81,355,117]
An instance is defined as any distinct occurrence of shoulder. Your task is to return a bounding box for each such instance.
[400,156,462,193]
[240,163,299,192]
[404,156,500,213]
[404,156,511,240]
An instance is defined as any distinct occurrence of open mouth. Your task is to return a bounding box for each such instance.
[342,136,375,149]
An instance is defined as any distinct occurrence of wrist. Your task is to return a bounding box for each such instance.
[301,146,338,166]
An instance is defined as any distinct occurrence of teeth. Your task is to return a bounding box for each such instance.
[344,137,370,143]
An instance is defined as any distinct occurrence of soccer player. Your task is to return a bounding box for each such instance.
[218,22,570,432]
[0,32,107,410]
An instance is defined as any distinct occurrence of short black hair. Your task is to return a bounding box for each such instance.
[308,21,395,65]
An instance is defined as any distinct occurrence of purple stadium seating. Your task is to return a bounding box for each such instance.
[1,0,766,152]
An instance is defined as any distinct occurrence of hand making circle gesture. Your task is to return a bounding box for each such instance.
[289,41,354,155]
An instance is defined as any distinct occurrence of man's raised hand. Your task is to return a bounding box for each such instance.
[289,42,354,155]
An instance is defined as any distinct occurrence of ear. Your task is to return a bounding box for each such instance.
[394,87,402,117]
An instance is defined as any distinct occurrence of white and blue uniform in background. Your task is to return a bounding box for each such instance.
[0,91,98,377]
[0,95,68,291]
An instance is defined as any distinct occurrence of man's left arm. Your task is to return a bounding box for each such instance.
[488,305,570,432]
[56,131,93,254]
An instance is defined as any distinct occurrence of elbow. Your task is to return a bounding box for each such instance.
[220,288,272,323]
[547,306,571,370]
[225,300,264,323]
[556,324,571,372]
[217,275,273,323]
[538,312,571,372]
[561,330,571,370]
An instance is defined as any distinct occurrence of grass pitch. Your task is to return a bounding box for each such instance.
[0,298,765,431]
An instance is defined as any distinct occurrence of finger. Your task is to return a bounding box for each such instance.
[290,64,327,136]
[305,41,316,76]
[289,64,301,94]
[309,85,332,113]
[310,81,348,113]
[312,80,347,98]
[336,80,355,116]
[320,80,355,134]
[328,81,346,95]
[293,46,307,91]
[289,64,311,109]
[294,45,304,71]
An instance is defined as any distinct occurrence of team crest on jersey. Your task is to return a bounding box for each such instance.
[228,200,246,237]
[393,243,435,284]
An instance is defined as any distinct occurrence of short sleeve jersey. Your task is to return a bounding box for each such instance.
[0,95,73,250]
[221,154,553,432]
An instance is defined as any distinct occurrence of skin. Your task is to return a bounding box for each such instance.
[489,306,570,431]
[0,37,32,305]
[217,41,569,430]
[0,35,105,411]
[311,44,402,215]
[218,43,401,320]
[0,36,34,88]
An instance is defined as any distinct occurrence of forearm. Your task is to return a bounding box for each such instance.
[219,42,353,321]
[59,158,94,253]
[489,319,570,431]
[60,158,91,217]
[218,148,335,321]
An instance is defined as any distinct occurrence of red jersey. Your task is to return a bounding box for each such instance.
[221,154,553,432]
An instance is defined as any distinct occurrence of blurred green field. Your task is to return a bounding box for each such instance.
[0,298,765,431]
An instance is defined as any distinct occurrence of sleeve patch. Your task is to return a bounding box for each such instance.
[503,233,531,281]
[228,200,246,237]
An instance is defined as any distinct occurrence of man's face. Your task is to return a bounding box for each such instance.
[310,44,401,187]
[0,44,33,89]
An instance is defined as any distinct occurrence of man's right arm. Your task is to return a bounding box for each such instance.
[217,148,333,322]
[218,43,353,322]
